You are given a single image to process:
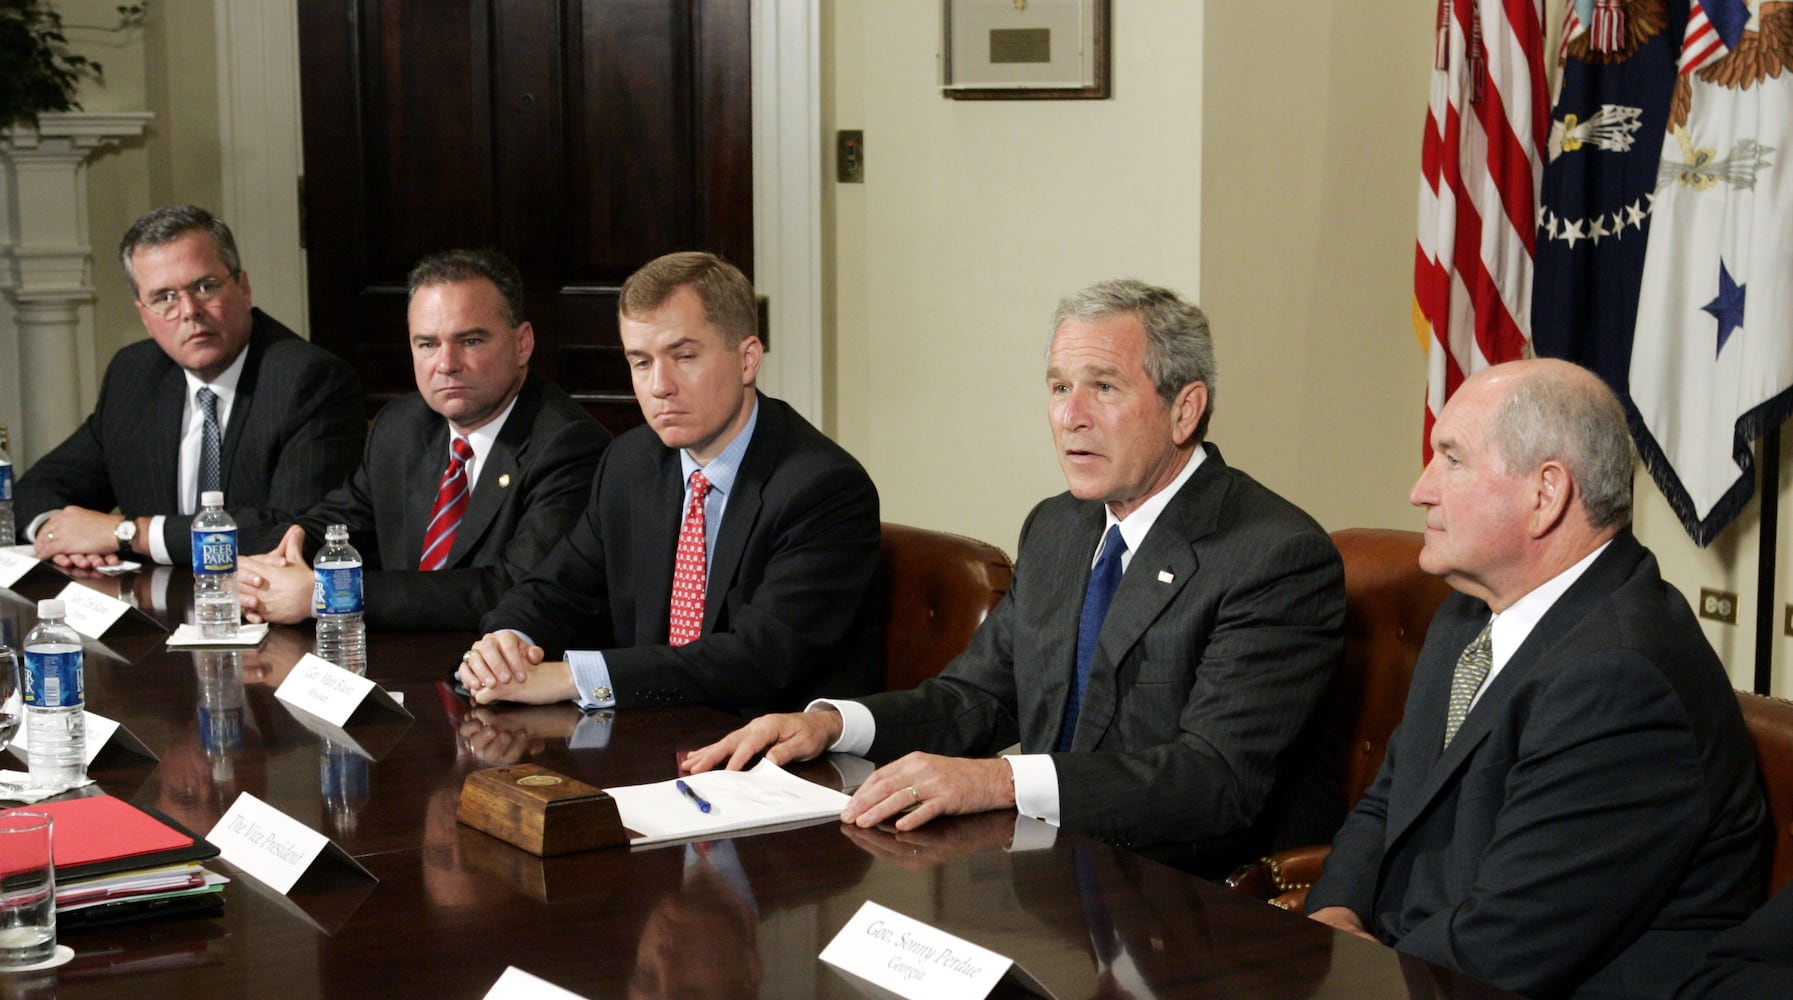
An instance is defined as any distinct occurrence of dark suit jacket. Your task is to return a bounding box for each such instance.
[1308,531,1766,999]
[15,309,365,561]
[1676,882,1793,999]
[856,445,1344,865]
[294,373,609,631]
[480,393,881,713]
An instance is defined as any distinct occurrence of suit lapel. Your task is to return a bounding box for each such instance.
[446,383,538,566]
[1039,504,1109,746]
[147,365,187,514]
[1382,535,1646,844]
[703,399,779,632]
[1068,450,1227,750]
[634,446,685,642]
[217,334,261,499]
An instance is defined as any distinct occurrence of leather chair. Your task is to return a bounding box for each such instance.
[879,522,1014,691]
[1738,692,1793,896]
[1228,533,1793,911]
[1226,527,1451,910]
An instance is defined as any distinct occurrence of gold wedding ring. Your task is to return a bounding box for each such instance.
[461,650,474,662]
[45,532,55,541]
[907,785,919,803]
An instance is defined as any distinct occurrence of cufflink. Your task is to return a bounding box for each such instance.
[498,473,511,488]
[592,686,612,702]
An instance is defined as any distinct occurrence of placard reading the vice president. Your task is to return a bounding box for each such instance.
[208,792,372,894]
[821,900,1048,1000]
[275,653,411,727]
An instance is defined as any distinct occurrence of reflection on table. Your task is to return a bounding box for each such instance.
[0,567,1519,998]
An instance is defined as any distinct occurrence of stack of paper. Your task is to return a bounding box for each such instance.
[2,795,225,926]
[603,760,850,846]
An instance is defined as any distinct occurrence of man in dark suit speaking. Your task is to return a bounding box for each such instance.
[684,280,1345,868]
[455,251,881,713]
[1306,360,1765,999]
[236,249,610,631]
[18,205,364,567]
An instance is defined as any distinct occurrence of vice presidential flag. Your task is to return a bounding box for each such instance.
[1630,0,1793,545]
[1415,0,1548,460]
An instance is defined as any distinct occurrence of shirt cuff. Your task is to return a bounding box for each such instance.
[148,515,171,565]
[809,698,874,756]
[567,649,615,710]
[24,511,51,543]
[1007,753,1061,827]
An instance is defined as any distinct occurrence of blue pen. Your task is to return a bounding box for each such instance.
[675,779,713,814]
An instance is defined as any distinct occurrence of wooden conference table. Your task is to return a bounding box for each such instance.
[0,566,1517,999]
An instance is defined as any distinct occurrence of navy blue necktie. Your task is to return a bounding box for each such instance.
[1058,524,1126,752]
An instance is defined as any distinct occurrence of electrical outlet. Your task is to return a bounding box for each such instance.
[1785,604,1793,636]
[837,130,864,183]
[1698,588,1738,625]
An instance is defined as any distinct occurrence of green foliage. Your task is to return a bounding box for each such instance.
[0,3,145,130]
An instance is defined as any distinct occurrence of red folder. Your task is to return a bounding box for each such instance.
[2,795,217,877]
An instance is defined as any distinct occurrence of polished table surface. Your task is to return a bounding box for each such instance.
[0,566,1518,999]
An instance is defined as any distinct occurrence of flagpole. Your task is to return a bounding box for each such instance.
[1757,428,1780,696]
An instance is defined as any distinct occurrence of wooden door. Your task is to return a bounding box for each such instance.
[297,0,753,432]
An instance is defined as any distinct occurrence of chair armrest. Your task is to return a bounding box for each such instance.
[1224,844,1332,914]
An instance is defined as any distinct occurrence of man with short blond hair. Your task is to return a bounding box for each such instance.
[457,251,881,713]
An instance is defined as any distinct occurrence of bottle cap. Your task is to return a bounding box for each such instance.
[37,599,65,618]
[201,490,225,507]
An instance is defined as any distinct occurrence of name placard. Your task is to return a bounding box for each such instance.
[208,792,373,895]
[10,709,159,766]
[274,653,411,727]
[0,546,38,589]
[820,900,1036,1000]
[54,581,131,639]
[483,966,590,1000]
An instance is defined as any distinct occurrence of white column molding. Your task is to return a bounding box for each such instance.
[0,112,153,464]
[214,0,309,335]
[750,0,825,424]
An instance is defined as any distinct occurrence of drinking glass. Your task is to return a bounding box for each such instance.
[0,811,56,967]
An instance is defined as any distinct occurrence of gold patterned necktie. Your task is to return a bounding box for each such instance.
[1444,620,1493,748]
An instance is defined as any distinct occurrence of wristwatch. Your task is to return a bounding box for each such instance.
[114,517,138,555]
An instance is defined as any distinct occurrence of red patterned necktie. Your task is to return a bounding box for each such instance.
[418,437,475,571]
[668,471,712,645]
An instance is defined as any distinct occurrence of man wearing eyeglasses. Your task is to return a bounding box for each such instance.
[16,204,365,568]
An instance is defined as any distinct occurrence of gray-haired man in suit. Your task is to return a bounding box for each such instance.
[1306,360,1764,998]
[685,279,1345,870]
[19,205,364,568]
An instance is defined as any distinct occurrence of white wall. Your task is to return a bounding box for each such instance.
[828,1,1206,554]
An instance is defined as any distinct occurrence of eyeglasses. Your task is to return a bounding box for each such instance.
[140,273,236,320]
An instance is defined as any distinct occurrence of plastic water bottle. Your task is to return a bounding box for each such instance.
[192,490,240,638]
[313,524,366,675]
[0,438,14,546]
[23,599,84,790]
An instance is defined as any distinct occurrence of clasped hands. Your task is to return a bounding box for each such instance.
[32,506,131,569]
[680,710,1017,832]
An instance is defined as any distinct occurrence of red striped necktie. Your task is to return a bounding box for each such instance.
[667,471,712,645]
[419,437,475,571]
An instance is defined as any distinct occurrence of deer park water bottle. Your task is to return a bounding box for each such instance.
[192,490,240,638]
[313,524,366,675]
[23,599,84,790]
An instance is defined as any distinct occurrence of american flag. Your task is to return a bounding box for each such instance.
[1415,0,1548,460]
[1679,0,1748,75]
